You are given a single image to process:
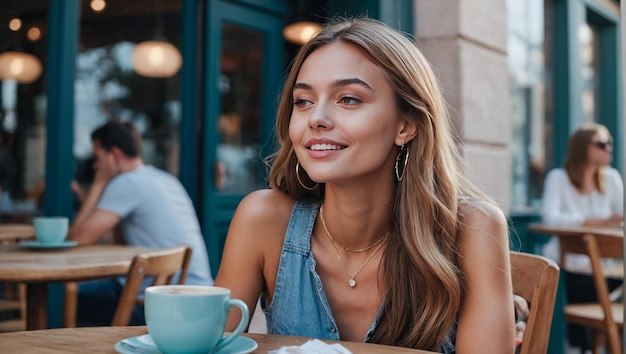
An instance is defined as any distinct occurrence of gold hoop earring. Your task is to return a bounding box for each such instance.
[395,144,410,182]
[296,161,318,190]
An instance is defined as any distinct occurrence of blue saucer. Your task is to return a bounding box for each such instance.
[18,240,77,250]
[114,334,258,354]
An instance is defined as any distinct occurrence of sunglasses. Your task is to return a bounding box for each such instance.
[590,141,613,150]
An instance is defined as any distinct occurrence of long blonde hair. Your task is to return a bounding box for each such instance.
[268,17,491,350]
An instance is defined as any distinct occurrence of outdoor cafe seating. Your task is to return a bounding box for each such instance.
[0,216,564,353]
[559,233,623,354]
[510,251,560,354]
[63,244,192,327]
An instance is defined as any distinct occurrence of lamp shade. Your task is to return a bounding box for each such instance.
[0,51,43,84]
[283,21,321,45]
[132,40,182,78]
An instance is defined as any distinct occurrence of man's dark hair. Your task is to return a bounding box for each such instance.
[91,120,142,158]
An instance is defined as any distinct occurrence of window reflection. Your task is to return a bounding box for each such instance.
[0,0,48,220]
[507,0,546,208]
[579,23,598,123]
[215,23,264,194]
[74,0,182,194]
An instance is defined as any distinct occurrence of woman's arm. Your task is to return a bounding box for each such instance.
[455,201,515,354]
[214,189,294,332]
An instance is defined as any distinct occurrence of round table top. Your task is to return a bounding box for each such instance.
[0,326,436,353]
[528,222,624,238]
[0,244,155,283]
[0,223,35,242]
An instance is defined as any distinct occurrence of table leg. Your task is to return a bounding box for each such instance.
[25,283,47,330]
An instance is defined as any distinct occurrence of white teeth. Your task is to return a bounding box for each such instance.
[309,144,344,151]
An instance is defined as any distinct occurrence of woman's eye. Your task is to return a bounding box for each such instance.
[294,99,312,107]
[339,96,360,105]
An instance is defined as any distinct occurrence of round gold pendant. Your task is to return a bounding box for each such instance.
[348,278,356,288]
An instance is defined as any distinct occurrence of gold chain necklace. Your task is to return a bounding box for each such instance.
[320,205,390,253]
[319,205,389,288]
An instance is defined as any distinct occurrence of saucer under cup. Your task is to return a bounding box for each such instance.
[144,285,249,354]
[33,216,68,245]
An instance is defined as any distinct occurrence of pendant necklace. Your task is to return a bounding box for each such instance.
[319,205,389,288]
[320,205,390,252]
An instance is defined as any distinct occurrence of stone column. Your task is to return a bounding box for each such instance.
[414,0,512,211]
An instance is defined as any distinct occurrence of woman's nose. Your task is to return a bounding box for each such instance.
[308,102,333,130]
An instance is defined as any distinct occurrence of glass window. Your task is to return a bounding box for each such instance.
[507,0,546,208]
[74,0,182,192]
[0,0,48,221]
[215,23,265,194]
[579,22,599,123]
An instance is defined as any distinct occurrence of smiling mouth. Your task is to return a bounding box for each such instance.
[308,143,347,151]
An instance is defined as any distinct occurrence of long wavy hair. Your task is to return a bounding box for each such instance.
[564,122,611,194]
[268,17,491,351]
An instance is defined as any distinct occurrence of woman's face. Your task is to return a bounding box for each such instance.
[289,41,408,186]
[587,130,613,167]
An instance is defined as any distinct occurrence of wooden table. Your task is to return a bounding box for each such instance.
[0,244,154,330]
[0,224,35,243]
[528,223,624,238]
[0,326,436,353]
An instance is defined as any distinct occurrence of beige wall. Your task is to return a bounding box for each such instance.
[414,0,512,211]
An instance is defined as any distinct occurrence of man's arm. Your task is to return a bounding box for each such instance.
[113,223,125,244]
[67,180,120,245]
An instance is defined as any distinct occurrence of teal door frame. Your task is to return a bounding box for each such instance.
[45,0,80,329]
[551,0,621,170]
[179,0,203,205]
[202,0,286,277]
[535,1,621,352]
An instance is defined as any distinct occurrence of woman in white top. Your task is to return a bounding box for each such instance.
[540,122,623,351]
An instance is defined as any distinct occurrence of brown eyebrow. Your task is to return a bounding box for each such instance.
[330,78,372,91]
[293,78,373,92]
[293,82,312,91]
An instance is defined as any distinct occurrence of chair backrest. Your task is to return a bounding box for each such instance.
[111,244,193,326]
[558,233,623,353]
[510,251,560,354]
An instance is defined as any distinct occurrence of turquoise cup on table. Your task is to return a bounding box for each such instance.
[144,285,249,354]
[33,216,68,244]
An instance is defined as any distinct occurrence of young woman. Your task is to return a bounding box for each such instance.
[541,122,623,351]
[215,18,515,353]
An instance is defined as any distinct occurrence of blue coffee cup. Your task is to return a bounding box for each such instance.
[33,216,68,245]
[145,285,249,354]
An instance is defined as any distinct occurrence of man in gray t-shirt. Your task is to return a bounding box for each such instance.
[68,120,212,325]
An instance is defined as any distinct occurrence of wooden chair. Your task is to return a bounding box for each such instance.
[64,244,193,327]
[558,233,623,354]
[0,283,26,332]
[510,251,560,354]
[0,224,34,332]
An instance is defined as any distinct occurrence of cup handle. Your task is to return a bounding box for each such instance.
[214,299,249,352]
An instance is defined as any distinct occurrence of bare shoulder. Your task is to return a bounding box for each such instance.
[234,189,295,226]
[229,189,296,243]
[457,199,509,252]
[459,199,507,232]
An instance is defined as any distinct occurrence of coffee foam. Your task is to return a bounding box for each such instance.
[150,286,226,295]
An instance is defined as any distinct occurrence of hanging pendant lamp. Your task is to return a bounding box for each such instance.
[132,38,182,78]
[283,21,321,45]
[131,0,182,78]
[283,0,323,45]
[0,50,43,84]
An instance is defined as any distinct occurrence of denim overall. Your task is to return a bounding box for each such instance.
[262,199,456,353]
